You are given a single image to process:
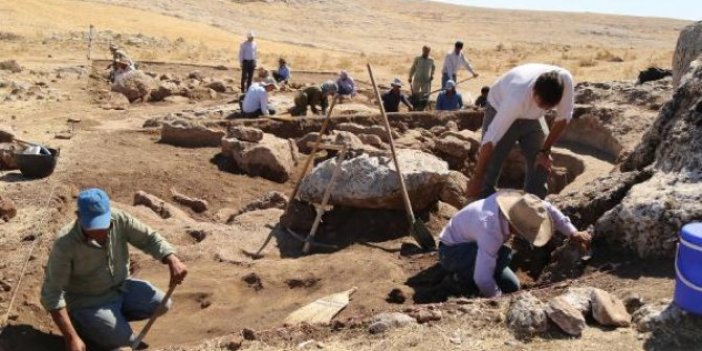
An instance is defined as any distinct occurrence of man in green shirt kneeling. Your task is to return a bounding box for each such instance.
[40,188,188,351]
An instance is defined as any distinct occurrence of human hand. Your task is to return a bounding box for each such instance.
[408,78,412,84]
[66,336,86,351]
[571,231,592,250]
[534,152,553,173]
[165,255,188,287]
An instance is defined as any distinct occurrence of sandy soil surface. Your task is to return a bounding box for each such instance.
[0,1,688,350]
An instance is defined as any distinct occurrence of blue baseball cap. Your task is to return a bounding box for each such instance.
[77,188,111,230]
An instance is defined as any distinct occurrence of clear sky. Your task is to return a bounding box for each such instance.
[429,0,701,21]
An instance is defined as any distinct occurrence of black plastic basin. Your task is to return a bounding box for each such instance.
[14,148,60,179]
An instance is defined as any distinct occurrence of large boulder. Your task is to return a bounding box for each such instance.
[150,82,181,102]
[111,70,156,102]
[160,120,225,148]
[596,56,702,257]
[439,171,469,209]
[673,21,702,87]
[221,132,298,183]
[298,149,449,210]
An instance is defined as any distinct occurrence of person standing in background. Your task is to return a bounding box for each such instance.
[239,31,257,92]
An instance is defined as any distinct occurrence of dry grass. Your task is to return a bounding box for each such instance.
[0,0,688,90]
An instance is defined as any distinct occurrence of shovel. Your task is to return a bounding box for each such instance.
[131,284,176,350]
[367,64,436,251]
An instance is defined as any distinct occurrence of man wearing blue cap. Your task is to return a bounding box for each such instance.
[40,188,188,351]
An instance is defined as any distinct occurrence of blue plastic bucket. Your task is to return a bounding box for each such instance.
[674,222,702,315]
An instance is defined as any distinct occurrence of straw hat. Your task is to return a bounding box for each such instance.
[495,190,554,247]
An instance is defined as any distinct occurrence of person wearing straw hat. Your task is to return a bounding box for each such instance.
[241,77,278,118]
[435,80,463,111]
[438,189,591,297]
[381,78,413,112]
[239,31,257,92]
[40,188,187,351]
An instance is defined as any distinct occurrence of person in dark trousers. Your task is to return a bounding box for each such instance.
[466,64,574,200]
[239,31,257,92]
[381,78,413,112]
[435,80,463,111]
[475,86,490,108]
[438,189,591,297]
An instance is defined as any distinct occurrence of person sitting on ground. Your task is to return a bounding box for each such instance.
[272,58,291,84]
[409,45,435,99]
[336,70,356,97]
[289,80,337,117]
[438,189,591,298]
[474,86,490,108]
[381,78,413,112]
[241,77,278,118]
[107,44,134,82]
[436,80,463,111]
[466,64,574,200]
[40,188,188,351]
[111,57,135,84]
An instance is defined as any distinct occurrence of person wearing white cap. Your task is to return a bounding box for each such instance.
[435,80,463,111]
[241,77,278,118]
[239,31,257,92]
[438,189,591,297]
[381,78,413,113]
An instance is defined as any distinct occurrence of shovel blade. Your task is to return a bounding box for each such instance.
[411,220,436,251]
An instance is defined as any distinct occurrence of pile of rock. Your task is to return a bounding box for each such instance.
[506,287,632,337]
[111,69,234,104]
[221,126,299,183]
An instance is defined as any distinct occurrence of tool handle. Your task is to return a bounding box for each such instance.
[285,95,339,210]
[131,284,176,350]
[367,64,415,225]
[426,75,476,96]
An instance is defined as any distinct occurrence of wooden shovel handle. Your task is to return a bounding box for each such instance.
[284,95,339,211]
[131,284,176,350]
[367,63,416,225]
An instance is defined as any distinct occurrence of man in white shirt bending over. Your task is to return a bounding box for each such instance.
[441,41,479,91]
[241,78,277,118]
[239,31,257,92]
[466,64,574,200]
[439,190,591,297]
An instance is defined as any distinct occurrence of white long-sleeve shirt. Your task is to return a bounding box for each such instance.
[483,64,574,145]
[239,40,257,62]
[442,51,476,76]
[439,191,577,297]
[241,83,270,115]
